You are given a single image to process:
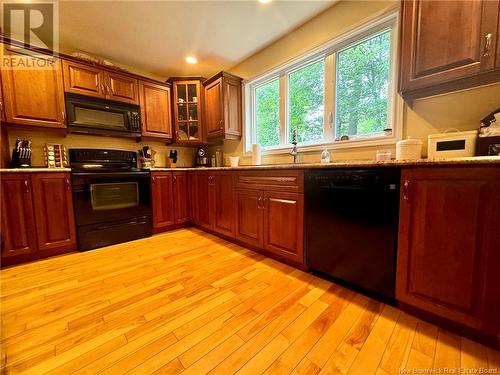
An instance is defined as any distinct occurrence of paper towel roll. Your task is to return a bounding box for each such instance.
[252,144,262,165]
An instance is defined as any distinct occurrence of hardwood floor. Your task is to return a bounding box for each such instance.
[1,228,499,374]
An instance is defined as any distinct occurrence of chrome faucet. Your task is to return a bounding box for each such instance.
[291,128,298,163]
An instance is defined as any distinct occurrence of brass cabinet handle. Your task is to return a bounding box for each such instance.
[65,177,71,190]
[107,76,113,95]
[219,120,223,130]
[61,111,65,121]
[403,180,410,202]
[483,33,492,57]
[258,195,264,209]
[24,179,30,193]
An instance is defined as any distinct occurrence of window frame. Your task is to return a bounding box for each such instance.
[243,10,402,155]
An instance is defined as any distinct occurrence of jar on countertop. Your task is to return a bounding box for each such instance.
[396,137,422,160]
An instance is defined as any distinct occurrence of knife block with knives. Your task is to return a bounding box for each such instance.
[11,138,32,168]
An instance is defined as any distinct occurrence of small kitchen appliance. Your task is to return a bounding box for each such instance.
[195,147,208,166]
[65,93,141,138]
[396,138,422,160]
[477,108,500,156]
[427,130,477,159]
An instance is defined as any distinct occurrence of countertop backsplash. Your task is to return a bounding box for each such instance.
[6,130,197,168]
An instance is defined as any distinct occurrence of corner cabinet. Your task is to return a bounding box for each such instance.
[1,173,76,267]
[204,72,242,140]
[140,81,173,140]
[396,167,500,342]
[169,78,205,145]
[1,52,66,128]
[399,0,500,99]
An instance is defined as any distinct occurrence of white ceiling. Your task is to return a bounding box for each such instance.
[59,1,336,79]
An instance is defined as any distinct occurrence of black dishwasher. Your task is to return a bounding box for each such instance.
[305,168,400,300]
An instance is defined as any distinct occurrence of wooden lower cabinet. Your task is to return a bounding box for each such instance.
[0,174,37,260]
[196,172,213,230]
[173,172,188,224]
[151,172,175,231]
[192,170,305,265]
[396,167,500,341]
[1,173,76,267]
[151,171,187,232]
[235,189,264,248]
[188,171,198,224]
[234,173,304,266]
[263,191,304,264]
[31,173,76,253]
[194,171,235,237]
[212,173,235,238]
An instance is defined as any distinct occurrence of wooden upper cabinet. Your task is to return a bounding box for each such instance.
[169,78,205,144]
[63,60,104,98]
[204,72,242,140]
[1,174,37,259]
[497,6,500,69]
[151,172,175,231]
[1,53,66,128]
[263,191,304,264]
[31,173,76,253]
[396,167,500,337]
[0,73,5,122]
[63,60,139,104]
[204,78,223,138]
[140,81,172,140]
[399,0,500,96]
[173,172,188,224]
[224,77,242,139]
[106,72,139,104]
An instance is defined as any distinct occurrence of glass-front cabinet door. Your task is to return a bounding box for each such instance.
[171,79,204,144]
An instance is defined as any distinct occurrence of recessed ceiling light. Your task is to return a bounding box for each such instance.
[185,56,198,64]
[258,0,272,3]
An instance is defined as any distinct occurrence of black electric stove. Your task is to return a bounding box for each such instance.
[70,149,152,251]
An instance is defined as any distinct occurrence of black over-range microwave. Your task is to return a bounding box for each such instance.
[65,93,142,138]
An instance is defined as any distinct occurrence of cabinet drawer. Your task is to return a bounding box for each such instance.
[236,170,303,193]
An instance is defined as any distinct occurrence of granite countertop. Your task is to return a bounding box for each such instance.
[150,156,500,171]
[1,156,499,173]
[0,167,72,173]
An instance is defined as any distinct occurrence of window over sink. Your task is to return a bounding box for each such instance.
[244,11,402,154]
